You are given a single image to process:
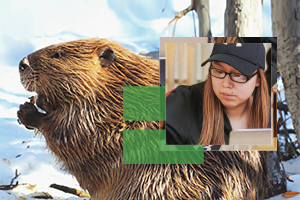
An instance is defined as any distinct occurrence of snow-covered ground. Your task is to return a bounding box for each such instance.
[0,120,87,200]
[266,156,300,200]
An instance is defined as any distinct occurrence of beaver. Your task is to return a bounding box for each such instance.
[17,38,271,199]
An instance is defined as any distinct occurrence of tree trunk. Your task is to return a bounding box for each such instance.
[221,0,287,196]
[192,0,212,37]
[272,0,300,145]
[225,0,263,36]
[190,0,286,196]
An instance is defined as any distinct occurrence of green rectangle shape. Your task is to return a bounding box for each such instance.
[123,86,165,121]
[123,129,204,164]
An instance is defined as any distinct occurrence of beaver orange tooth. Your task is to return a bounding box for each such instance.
[282,191,300,197]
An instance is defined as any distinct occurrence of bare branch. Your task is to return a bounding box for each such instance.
[50,183,91,198]
[166,3,195,36]
[0,169,20,190]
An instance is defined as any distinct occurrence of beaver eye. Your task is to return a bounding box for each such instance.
[52,52,62,59]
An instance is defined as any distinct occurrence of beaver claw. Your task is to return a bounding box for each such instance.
[17,102,46,130]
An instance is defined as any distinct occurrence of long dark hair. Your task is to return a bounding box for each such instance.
[198,37,270,145]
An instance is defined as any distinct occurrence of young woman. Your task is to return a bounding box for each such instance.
[166,39,270,147]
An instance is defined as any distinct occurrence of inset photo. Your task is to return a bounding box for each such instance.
[160,37,276,151]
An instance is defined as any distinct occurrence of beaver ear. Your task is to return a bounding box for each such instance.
[99,48,115,67]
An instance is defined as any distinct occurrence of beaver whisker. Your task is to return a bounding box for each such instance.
[22,67,33,77]
[22,79,34,91]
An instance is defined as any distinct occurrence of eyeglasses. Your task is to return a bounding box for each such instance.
[209,68,258,83]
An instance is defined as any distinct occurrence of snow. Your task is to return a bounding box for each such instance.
[0,117,88,199]
[266,156,300,200]
[0,0,296,199]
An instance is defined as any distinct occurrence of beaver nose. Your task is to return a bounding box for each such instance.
[19,56,30,71]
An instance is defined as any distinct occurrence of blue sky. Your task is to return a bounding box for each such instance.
[0,0,272,58]
[0,0,272,118]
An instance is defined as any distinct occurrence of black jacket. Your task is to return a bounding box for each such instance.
[166,82,233,147]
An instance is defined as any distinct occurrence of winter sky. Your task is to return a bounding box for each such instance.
[0,0,272,53]
[0,0,272,121]
[0,0,272,58]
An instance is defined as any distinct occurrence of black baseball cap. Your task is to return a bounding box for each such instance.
[201,43,265,76]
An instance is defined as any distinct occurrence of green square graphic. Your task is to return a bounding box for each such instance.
[123,86,204,164]
[123,129,204,164]
[123,86,165,121]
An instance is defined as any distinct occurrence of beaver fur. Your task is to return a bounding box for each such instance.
[17,38,271,199]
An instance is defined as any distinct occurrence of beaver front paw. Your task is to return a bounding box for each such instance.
[17,102,46,130]
[36,94,54,114]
